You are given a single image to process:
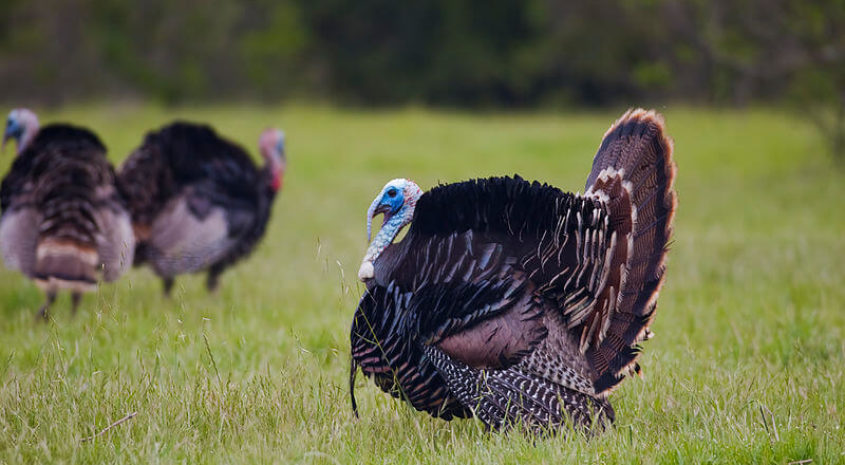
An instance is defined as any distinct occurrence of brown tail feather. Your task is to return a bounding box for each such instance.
[33,239,99,293]
[585,108,677,395]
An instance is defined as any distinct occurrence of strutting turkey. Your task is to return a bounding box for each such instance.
[0,108,135,318]
[349,109,677,434]
[118,122,286,295]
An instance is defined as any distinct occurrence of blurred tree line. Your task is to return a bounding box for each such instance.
[0,0,842,152]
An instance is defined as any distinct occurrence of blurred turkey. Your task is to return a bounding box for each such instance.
[1,108,135,317]
[118,122,286,295]
[350,109,677,434]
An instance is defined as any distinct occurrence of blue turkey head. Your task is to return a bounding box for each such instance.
[366,178,422,242]
[2,108,39,154]
[359,178,423,280]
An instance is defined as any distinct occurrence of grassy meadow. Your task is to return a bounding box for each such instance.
[0,105,842,463]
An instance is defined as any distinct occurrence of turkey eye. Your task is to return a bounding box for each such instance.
[387,189,398,198]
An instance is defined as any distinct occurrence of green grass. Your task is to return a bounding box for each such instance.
[0,104,842,464]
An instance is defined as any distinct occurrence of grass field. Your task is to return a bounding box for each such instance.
[0,105,842,464]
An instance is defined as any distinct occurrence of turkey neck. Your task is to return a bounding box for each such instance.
[363,208,409,265]
[261,157,283,195]
[17,124,39,155]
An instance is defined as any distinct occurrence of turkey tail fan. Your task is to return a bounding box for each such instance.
[33,240,98,293]
[584,108,677,396]
[27,128,106,294]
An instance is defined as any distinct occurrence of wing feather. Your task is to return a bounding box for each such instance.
[144,193,242,276]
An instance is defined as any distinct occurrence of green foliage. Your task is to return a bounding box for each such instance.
[0,105,842,463]
[780,0,845,160]
[89,0,245,103]
[240,1,308,99]
[0,0,842,112]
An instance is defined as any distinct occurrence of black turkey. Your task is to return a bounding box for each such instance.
[350,109,677,434]
[118,122,286,295]
[1,108,135,317]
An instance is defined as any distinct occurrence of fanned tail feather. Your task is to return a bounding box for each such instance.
[584,108,677,395]
[33,239,98,293]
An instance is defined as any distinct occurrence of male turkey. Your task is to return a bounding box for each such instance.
[350,109,677,433]
[118,122,286,295]
[1,108,135,317]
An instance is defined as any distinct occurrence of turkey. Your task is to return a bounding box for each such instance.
[118,122,286,295]
[349,108,677,434]
[1,108,135,317]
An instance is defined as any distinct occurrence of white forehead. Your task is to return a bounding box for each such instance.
[9,108,37,124]
[383,178,409,191]
[378,178,422,201]
[388,178,422,195]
